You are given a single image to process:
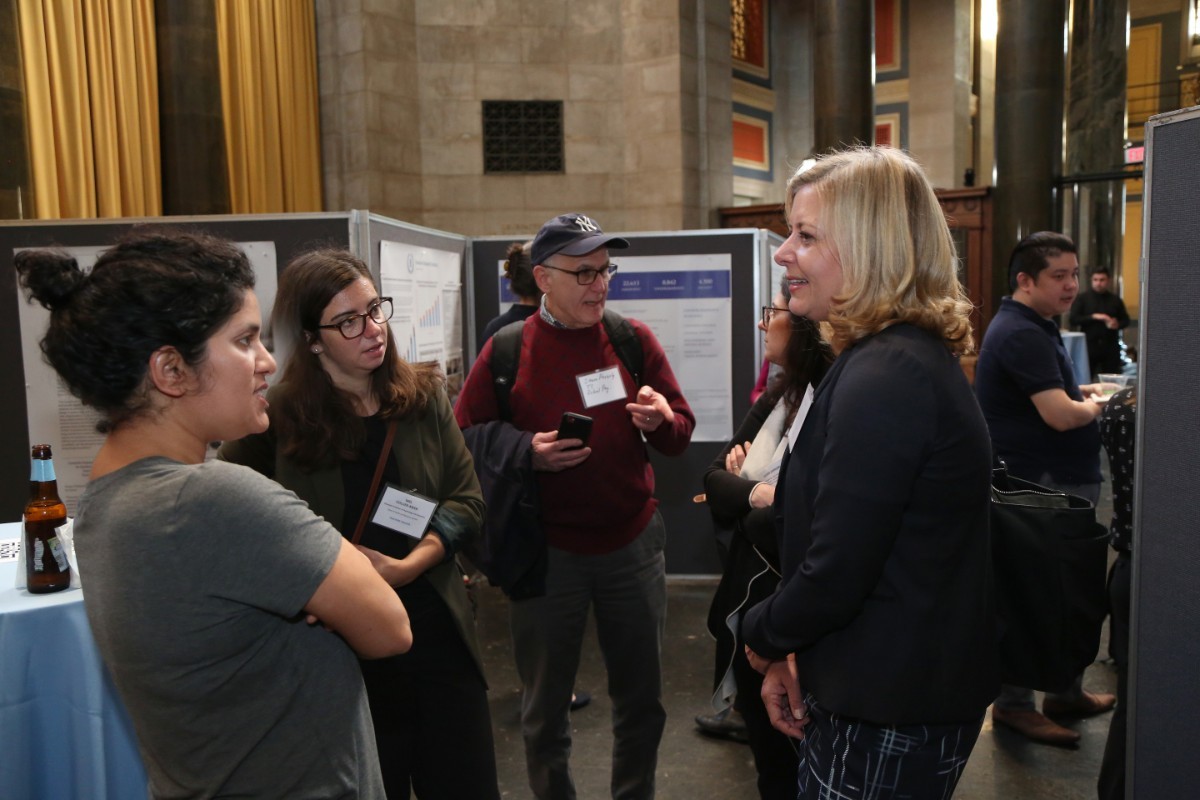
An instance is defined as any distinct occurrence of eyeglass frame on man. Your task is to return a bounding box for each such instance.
[761,305,790,327]
[539,262,619,285]
[316,297,394,339]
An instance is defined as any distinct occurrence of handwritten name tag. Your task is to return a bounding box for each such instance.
[576,365,628,409]
[370,484,438,540]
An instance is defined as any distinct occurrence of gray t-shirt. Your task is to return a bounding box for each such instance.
[74,457,384,800]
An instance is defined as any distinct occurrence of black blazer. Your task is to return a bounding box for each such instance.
[742,324,1000,725]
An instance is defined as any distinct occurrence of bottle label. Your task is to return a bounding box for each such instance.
[31,459,57,483]
[32,536,69,573]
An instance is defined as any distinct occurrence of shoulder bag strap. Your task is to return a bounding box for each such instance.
[350,418,398,545]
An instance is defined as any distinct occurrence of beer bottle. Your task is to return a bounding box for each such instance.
[24,444,71,594]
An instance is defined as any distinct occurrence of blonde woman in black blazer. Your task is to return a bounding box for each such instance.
[742,148,999,800]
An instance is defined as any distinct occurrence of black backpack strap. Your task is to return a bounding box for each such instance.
[489,319,526,422]
[602,309,644,387]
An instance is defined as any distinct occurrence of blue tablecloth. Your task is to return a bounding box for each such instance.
[0,522,148,800]
[1062,331,1091,387]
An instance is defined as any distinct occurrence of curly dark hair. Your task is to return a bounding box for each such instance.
[765,314,834,425]
[15,229,255,432]
[271,248,443,469]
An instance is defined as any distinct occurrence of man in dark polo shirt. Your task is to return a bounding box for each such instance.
[975,231,1116,746]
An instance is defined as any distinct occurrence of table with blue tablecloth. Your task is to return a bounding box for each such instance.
[0,521,147,800]
[1062,330,1091,387]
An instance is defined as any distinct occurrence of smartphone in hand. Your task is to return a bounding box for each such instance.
[557,412,593,449]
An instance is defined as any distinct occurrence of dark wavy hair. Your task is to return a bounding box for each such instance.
[504,241,540,302]
[765,316,834,426]
[15,230,255,432]
[271,248,443,469]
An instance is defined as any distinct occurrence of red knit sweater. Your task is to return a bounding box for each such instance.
[455,313,694,554]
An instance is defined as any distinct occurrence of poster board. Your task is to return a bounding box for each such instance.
[1129,105,1200,796]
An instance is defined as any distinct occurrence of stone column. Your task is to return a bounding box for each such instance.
[992,0,1066,308]
[315,1,420,221]
[0,0,31,219]
[1065,0,1128,274]
[812,0,874,153]
[155,0,230,215]
[907,0,973,189]
[771,2,815,190]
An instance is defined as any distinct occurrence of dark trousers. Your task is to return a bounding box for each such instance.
[731,642,799,800]
[360,580,499,800]
[510,513,668,800]
[797,695,982,800]
[1098,551,1131,800]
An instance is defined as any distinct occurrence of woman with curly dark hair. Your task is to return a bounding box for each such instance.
[15,230,410,799]
[220,248,498,799]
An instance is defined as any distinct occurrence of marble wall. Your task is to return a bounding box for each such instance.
[315,0,732,236]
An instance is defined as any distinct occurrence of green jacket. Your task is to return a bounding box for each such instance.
[219,383,486,679]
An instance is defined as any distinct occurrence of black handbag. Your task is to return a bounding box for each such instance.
[990,465,1110,692]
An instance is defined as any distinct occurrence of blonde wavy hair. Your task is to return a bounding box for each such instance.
[786,147,975,355]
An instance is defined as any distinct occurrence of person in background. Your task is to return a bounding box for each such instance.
[456,212,695,800]
[15,231,410,799]
[742,147,999,799]
[220,249,498,800]
[975,231,1115,746]
[699,280,832,798]
[1069,265,1130,379]
[479,240,542,349]
[1097,384,1136,800]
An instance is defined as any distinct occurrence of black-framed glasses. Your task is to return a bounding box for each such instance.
[761,305,789,327]
[541,263,619,285]
[317,298,394,339]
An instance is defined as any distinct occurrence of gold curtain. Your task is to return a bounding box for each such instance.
[215,0,321,214]
[18,0,160,219]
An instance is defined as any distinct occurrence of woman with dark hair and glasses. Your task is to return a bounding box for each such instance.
[15,231,411,799]
[699,280,832,798]
[220,248,499,799]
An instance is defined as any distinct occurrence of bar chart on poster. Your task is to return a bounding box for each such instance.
[379,239,464,386]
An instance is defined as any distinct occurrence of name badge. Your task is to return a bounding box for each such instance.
[576,365,628,409]
[370,484,438,540]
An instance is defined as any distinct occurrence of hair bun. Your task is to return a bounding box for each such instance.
[14,250,85,311]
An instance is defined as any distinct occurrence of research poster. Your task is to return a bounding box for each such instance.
[379,240,465,394]
[16,242,278,510]
[604,254,733,442]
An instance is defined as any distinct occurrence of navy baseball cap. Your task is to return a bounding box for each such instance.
[530,213,629,266]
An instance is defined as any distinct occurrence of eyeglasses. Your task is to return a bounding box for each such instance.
[761,306,789,327]
[317,298,394,339]
[541,263,619,285]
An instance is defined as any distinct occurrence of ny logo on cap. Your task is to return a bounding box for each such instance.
[573,215,599,233]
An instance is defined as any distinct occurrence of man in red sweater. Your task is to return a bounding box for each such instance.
[456,213,694,800]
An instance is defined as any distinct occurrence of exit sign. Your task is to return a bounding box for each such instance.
[1125,145,1145,164]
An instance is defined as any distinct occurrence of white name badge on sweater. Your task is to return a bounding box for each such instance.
[576,365,628,409]
[370,484,438,540]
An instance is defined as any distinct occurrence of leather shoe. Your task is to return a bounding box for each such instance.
[991,706,1080,747]
[570,690,592,711]
[695,706,748,743]
[1043,691,1116,719]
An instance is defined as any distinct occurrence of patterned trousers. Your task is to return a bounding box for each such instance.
[795,694,983,800]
